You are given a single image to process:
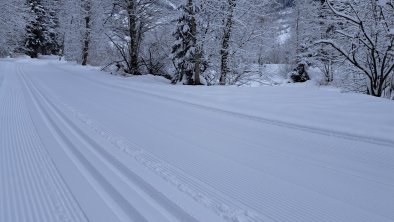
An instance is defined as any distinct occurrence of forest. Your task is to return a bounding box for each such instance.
[1,1,394,222]
[1,0,393,98]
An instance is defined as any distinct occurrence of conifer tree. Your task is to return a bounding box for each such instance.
[171,0,205,85]
[0,0,28,57]
[25,0,60,58]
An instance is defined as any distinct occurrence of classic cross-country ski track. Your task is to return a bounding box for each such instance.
[1,58,394,222]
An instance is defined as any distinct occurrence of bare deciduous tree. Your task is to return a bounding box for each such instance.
[318,0,394,97]
[219,0,236,85]
[107,0,159,75]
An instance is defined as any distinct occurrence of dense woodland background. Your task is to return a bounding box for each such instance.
[1,0,393,98]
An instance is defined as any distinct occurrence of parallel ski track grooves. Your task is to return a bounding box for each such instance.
[54,84,394,220]
[35,66,272,222]
[53,103,270,222]
[0,69,87,222]
[18,65,199,222]
[53,65,394,148]
[48,68,393,222]
[18,66,149,222]
[51,66,394,173]
[47,64,394,222]
[0,62,7,99]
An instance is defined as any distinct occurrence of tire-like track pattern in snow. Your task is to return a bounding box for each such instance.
[18,64,200,222]
[0,65,88,222]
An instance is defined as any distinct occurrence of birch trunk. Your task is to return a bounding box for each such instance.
[219,0,236,85]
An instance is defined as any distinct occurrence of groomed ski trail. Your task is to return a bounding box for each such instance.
[0,62,88,222]
[1,58,394,222]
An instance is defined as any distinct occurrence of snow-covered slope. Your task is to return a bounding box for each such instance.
[1,58,394,222]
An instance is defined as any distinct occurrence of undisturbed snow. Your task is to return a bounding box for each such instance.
[1,57,394,222]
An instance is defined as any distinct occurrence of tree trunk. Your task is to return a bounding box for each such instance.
[219,0,236,85]
[127,0,140,75]
[30,51,38,59]
[295,5,301,63]
[194,50,202,85]
[81,0,91,66]
[81,16,90,65]
[188,0,201,85]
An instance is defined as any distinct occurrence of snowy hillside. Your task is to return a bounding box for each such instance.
[1,57,394,222]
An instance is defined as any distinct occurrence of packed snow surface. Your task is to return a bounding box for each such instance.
[1,57,394,222]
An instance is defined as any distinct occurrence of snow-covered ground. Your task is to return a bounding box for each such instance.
[1,57,394,222]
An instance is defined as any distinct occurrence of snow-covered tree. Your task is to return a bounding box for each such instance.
[288,0,342,84]
[61,0,111,65]
[0,0,28,57]
[25,0,60,58]
[62,0,83,62]
[222,0,278,84]
[189,0,277,85]
[318,0,394,97]
[278,0,294,7]
[106,0,160,75]
[291,0,321,63]
[171,0,205,85]
[218,0,236,85]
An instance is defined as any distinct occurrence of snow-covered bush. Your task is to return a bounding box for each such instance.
[288,62,310,83]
